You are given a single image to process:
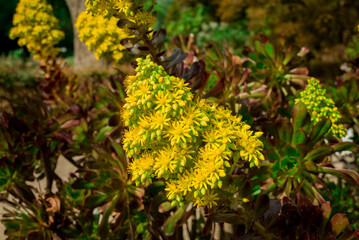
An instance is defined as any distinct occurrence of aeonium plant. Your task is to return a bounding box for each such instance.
[9,0,65,60]
[123,56,264,208]
[258,78,359,203]
[81,0,164,63]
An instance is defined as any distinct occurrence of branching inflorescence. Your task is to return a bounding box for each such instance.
[84,0,156,32]
[9,0,65,60]
[124,56,264,208]
[75,12,128,62]
[296,77,346,137]
[76,0,157,62]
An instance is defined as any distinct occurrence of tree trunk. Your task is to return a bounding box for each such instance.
[64,0,101,71]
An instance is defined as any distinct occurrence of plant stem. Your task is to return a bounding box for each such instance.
[143,34,161,65]
[127,192,135,240]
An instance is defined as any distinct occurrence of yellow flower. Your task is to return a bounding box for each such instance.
[165,179,188,205]
[149,112,170,130]
[124,56,264,208]
[138,116,151,130]
[85,0,156,34]
[75,11,128,62]
[199,144,231,164]
[114,0,132,15]
[216,126,236,144]
[128,153,155,185]
[165,121,192,146]
[135,11,156,27]
[123,127,141,156]
[153,149,177,178]
[296,77,346,137]
[154,91,172,112]
[138,81,152,96]
[176,172,193,195]
[10,0,64,59]
[192,168,211,192]
[173,79,190,91]
[193,190,219,208]
[203,126,220,146]
[171,145,194,167]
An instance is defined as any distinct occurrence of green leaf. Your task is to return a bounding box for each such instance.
[99,193,120,239]
[177,207,195,226]
[319,202,332,237]
[308,118,332,147]
[339,86,348,99]
[349,84,358,102]
[114,80,126,101]
[283,145,299,158]
[283,178,292,196]
[302,180,325,203]
[255,41,266,56]
[303,160,318,172]
[332,142,358,153]
[267,149,280,161]
[330,214,349,237]
[85,191,111,208]
[164,204,188,235]
[233,150,240,163]
[95,126,113,143]
[72,179,95,189]
[283,50,296,65]
[111,140,127,172]
[303,146,333,162]
[252,184,261,196]
[292,102,308,132]
[159,202,174,213]
[265,42,275,59]
[279,122,293,144]
[337,229,359,240]
[296,143,308,158]
[271,162,280,178]
[318,167,359,188]
[292,129,307,147]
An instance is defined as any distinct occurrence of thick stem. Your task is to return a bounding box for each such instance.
[143,34,161,65]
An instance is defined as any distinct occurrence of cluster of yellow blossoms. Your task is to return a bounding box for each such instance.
[9,0,65,60]
[124,56,264,208]
[77,0,156,62]
[85,0,156,30]
[75,12,128,62]
[296,77,346,137]
[85,0,134,17]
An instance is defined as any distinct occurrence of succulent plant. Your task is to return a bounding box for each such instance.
[259,101,359,202]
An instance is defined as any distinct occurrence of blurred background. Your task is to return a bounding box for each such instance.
[2,0,359,81]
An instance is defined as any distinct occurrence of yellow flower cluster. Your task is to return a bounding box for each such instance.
[124,56,264,208]
[85,0,133,17]
[85,0,156,30]
[75,12,128,62]
[9,0,65,60]
[296,77,346,137]
[78,0,156,62]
